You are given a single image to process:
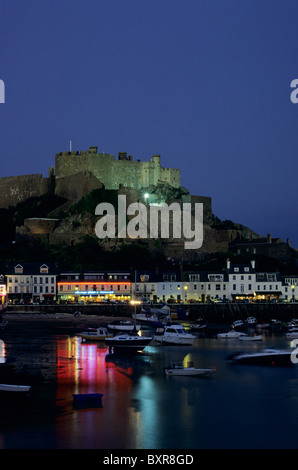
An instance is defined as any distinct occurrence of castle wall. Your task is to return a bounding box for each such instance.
[55,171,103,201]
[55,148,181,190]
[0,174,51,209]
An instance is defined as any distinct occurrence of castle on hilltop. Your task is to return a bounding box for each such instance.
[55,146,181,190]
[0,146,181,207]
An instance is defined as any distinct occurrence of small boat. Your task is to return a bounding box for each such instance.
[271,319,282,326]
[256,323,270,329]
[105,333,152,351]
[217,330,247,339]
[73,393,103,409]
[228,348,294,366]
[164,361,216,377]
[190,322,208,331]
[149,305,171,316]
[239,334,263,341]
[132,312,169,327]
[107,320,141,332]
[246,316,257,325]
[154,324,196,345]
[79,327,113,342]
[0,384,31,392]
[286,331,298,339]
[231,320,244,328]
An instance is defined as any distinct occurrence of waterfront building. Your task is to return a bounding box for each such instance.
[185,271,229,302]
[57,270,132,303]
[3,261,296,306]
[0,275,6,305]
[281,275,298,302]
[133,271,159,302]
[134,270,184,303]
[157,270,184,303]
[226,259,256,301]
[255,272,283,301]
[6,262,58,303]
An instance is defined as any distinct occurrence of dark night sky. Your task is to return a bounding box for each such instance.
[0,0,297,247]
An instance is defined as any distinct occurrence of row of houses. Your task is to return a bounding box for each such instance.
[1,260,298,305]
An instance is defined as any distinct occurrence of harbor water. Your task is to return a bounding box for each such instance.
[1,315,298,450]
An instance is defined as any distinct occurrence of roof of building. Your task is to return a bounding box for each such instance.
[6,262,59,275]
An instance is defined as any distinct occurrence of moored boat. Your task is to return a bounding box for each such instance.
[286,331,298,339]
[154,324,195,345]
[73,393,103,409]
[256,323,270,329]
[79,327,113,342]
[148,305,171,316]
[217,330,247,339]
[132,312,169,327]
[0,383,31,392]
[246,316,257,325]
[239,334,263,341]
[107,320,141,332]
[164,361,216,376]
[228,348,294,366]
[105,333,152,351]
[231,320,244,328]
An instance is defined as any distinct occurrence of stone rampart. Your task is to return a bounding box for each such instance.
[55,147,181,190]
[0,174,51,208]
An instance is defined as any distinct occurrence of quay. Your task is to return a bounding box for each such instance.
[2,302,298,325]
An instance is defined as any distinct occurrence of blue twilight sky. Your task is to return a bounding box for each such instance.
[0,0,297,247]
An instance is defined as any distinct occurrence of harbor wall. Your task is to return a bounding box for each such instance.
[3,302,298,324]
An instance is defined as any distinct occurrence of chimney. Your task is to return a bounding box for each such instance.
[226,259,231,270]
[251,260,255,269]
[267,233,272,243]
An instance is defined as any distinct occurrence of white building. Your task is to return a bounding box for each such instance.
[282,275,298,301]
[6,262,58,303]
[226,259,256,300]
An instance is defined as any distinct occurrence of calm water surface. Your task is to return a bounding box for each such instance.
[1,319,298,449]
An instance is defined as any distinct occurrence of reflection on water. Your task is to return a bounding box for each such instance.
[1,328,298,449]
[54,337,154,449]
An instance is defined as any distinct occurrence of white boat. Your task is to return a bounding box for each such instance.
[79,327,113,342]
[271,319,282,326]
[232,320,244,328]
[132,312,169,327]
[154,324,195,345]
[190,322,208,330]
[256,323,270,329]
[246,316,257,325]
[239,334,263,341]
[286,331,298,339]
[228,348,294,366]
[164,361,216,377]
[149,305,170,316]
[107,320,141,332]
[217,330,247,339]
[0,383,31,392]
[105,333,152,351]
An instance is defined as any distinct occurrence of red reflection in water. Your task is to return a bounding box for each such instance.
[56,337,133,398]
[54,337,140,448]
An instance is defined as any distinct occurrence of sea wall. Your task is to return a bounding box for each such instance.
[4,302,298,324]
